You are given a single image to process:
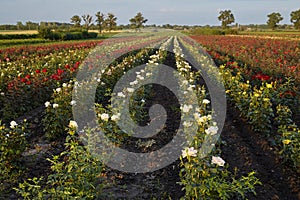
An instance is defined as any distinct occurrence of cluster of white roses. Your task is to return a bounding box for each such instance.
[173,36,225,167]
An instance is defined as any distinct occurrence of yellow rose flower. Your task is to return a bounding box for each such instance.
[282,139,291,145]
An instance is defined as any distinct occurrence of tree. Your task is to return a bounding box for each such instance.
[71,15,81,28]
[291,9,300,29]
[16,21,24,30]
[129,12,148,31]
[95,12,105,34]
[105,13,117,32]
[25,21,38,30]
[82,14,93,31]
[218,10,235,29]
[267,12,283,30]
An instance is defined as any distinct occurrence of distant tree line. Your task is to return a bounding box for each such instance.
[217,9,300,30]
[0,12,148,32]
[1,8,300,31]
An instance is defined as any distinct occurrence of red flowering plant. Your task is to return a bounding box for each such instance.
[0,42,92,121]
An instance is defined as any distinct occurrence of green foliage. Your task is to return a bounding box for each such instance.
[2,68,54,121]
[246,83,274,134]
[174,39,260,200]
[189,28,225,35]
[105,13,117,32]
[218,10,235,29]
[15,129,108,199]
[60,31,98,40]
[276,105,300,172]
[290,9,300,29]
[95,11,106,34]
[267,12,283,30]
[43,81,74,140]
[180,156,261,200]
[278,124,300,172]
[38,28,98,41]
[0,38,48,47]
[82,14,93,31]
[224,29,239,35]
[70,15,81,28]
[129,12,148,31]
[0,34,38,40]
[37,27,60,40]
[0,120,28,192]
[275,104,293,127]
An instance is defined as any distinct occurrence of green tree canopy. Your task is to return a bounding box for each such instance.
[267,12,283,30]
[82,14,93,31]
[129,12,148,31]
[218,10,235,29]
[95,12,105,34]
[71,15,81,28]
[291,9,300,29]
[105,13,117,32]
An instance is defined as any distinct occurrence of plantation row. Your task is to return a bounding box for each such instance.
[0,32,299,199]
[1,33,263,199]
[191,35,300,172]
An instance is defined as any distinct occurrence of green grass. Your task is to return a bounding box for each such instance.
[0,38,105,49]
[0,38,49,48]
[0,32,118,49]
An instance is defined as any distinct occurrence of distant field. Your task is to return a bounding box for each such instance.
[0,30,38,34]
[0,30,125,35]
[240,30,300,35]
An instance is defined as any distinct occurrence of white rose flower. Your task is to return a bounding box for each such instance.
[207,114,212,120]
[205,126,218,135]
[193,112,200,120]
[70,100,76,105]
[100,113,109,121]
[182,104,193,113]
[203,99,210,104]
[117,92,126,98]
[187,85,195,91]
[137,75,144,80]
[53,103,59,108]
[183,121,193,127]
[130,80,138,86]
[10,121,18,129]
[68,120,78,129]
[181,80,189,86]
[127,88,135,93]
[45,101,51,108]
[56,88,61,93]
[211,156,225,167]
[182,147,197,158]
[62,83,67,87]
[198,116,207,123]
[111,113,121,121]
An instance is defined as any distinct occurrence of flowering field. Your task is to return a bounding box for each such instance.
[0,32,299,199]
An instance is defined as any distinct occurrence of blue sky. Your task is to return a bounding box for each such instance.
[0,0,299,25]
